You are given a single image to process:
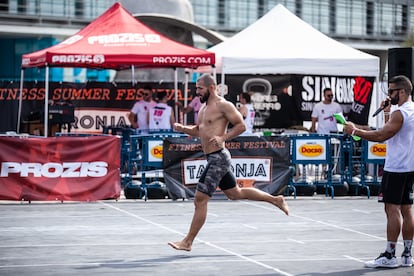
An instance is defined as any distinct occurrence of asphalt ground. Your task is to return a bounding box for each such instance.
[1,195,414,276]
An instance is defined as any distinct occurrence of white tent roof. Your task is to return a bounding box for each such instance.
[207,4,379,77]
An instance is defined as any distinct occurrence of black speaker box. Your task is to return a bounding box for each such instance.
[124,181,144,199]
[388,47,414,83]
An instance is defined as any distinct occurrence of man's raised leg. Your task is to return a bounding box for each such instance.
[224,186,289,215]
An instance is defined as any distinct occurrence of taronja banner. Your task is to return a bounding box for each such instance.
[162,136,291,200]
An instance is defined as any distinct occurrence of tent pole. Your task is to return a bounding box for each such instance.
[220,64,225,97]
[44,66,50,137]
[183,71,189,125]
[375,76,380,129]
[131,65,135,86]
[174,68,179,123]
[17,69,24,134]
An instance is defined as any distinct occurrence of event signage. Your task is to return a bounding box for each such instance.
[0,136,121,201]
[182,157,272,185]
[225,74,374,131]
[0,75,374,134]
[291,75,374,125]
[163,136,290,200]
[294,138,328,161]
[87,33,161,45]
[51,54,105,65]
[148,140,163,162]
[152,56,213,65]
[0,161,108,178]
[367,141,386,160]
[0,81,194,134]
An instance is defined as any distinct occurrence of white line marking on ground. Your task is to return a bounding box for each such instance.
[242,201,385,241]
[202,241,293,276]
[352,209,371,214]
[100,202,293,276]
[208,212,219,217]
[0,259,262,269]
[344,255,366,263]
[287,238,305,244]
[242,224,258,230]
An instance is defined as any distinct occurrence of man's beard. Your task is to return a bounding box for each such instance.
[199,91,210,103]
[390,94,399,105]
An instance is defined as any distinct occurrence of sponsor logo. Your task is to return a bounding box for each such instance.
[61,34,83,45]
[299,144,324,157]
[370,143,386,157]
[22,58,30,65]
[152,56,212,65]
[182,158,271,185]
[88,33,161,45]
[51,55,105,64]
[0,162,108,178]
[151,145,163,159]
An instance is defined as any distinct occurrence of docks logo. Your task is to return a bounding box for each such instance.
[0,162,108,178]
[299,143,324,157]
[370,143,386,157]
[151,145,163,159]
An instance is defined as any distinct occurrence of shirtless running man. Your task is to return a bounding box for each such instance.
[168,74,289,252]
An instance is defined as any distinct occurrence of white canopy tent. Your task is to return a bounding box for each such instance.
[206,4,379,78]
[201,4,382,127]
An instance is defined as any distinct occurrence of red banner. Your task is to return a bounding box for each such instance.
[0,135,121,201]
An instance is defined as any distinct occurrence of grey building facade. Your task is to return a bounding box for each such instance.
[0,0,413,80]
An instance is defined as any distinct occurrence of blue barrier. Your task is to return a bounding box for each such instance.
[358,139,385,198]
[287,134,335,198]
[56,129,384,200]
[127,131,187,201]
[286,132,384,199]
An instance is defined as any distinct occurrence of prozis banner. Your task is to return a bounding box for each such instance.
[0,136,121,201]
[163,136,291,200]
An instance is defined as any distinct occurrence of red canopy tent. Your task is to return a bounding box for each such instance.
[18,2,215,135]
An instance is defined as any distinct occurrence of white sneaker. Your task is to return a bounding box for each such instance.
[401,253,413,267]
[365,252,399,268]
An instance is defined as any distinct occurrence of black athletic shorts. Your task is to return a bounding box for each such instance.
[197,148,237,197]
[378,171,414,205]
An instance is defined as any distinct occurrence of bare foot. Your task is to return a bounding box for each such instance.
[168,241,192,251]
[273,195,289,215]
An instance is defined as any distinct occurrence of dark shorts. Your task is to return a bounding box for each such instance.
[197,148,237,197]
[378,171,414,205]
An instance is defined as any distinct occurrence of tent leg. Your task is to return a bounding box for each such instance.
[131,65,135,86]
[174,68,178,123]
[220,68,225,97]
[44,66,49,137]
[17,69,25,134]
[183,71,189,125]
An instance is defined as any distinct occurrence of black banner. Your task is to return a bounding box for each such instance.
[1,75,374,134]
[290,75,375,125]
[225,74,375,130]
[0,81,197,133]
[162,135,291,200]
[225,75,302,130]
